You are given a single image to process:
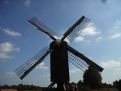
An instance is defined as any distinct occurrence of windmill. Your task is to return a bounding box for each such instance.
[15,16,103,90]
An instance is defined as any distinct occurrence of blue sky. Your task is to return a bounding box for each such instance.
[0,0,121,87]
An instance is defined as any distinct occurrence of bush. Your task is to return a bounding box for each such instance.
[83,66,102,89]
[113,79,121,90]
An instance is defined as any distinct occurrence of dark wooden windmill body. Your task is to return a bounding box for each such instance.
[15,16,103,90]
[50,41,69,83]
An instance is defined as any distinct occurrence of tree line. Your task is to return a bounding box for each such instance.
[0,84,42,90]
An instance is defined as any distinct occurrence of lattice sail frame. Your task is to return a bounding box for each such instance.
[68,51,89,72]
[28,17,56,40]
[15,47,51,79]
[66,17,90,42]
[67,45,103,72]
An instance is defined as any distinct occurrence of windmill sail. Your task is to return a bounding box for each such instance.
[66,18,90,42]
[28,17,56,40]
[15,47,51,79]
[61,16,90,42]
[68,51,89,72]
[67,45,103,72]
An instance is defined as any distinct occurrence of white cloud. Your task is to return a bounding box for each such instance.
[3,28,21,37]
[74,23,101,43]
[74,36,91,43]
[0,42,20,53]
[70,68,80,74]
[74,36,84,42]
[0,53,14,60]
[0,42,20,60]
[101,60,121,84]
[109,33,121,39]
[75,20,121,43]
[107,20,121,39]
[24,0,31,7]
[81,23,100,36]
[96,36,103,41]
[36,62,48,70]
[101,60,121,68]
[113,20,121,30]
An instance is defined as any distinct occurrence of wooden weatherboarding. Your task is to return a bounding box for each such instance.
[15,16,103,90]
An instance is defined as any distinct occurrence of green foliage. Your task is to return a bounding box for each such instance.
[0,84,42,90]
[77,80,84,90]
[102,82,113,88]
[113,79,121,91]
[83,66,102,89]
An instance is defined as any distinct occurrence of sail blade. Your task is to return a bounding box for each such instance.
[28,17,56,40]
[67,45,103,72]
[68,51,89,72]
[15,47,51,79]
[61,16,90,42]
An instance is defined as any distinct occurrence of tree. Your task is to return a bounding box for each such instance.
[77,80,84,90]
[113,79,121,91]
[83,66,102,89]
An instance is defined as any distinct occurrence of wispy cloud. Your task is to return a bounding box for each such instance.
[96,36,103,42]
[75,20,121,43]
[74,36,90,43]
[112,20,121,30]
[109,32,121,39]
[81,23,100,36]
[74,36,84,42]
[0,42,20,60]
[108,20,121,39]
[74,23,101,43]
[70,68,80,74]
[101,59,121,84]
[24,0,31,7]
[2,28,21,37]
[0,42,20,53]
[36,62,48,70]
[101,60,121,68]
[0,53,14,60]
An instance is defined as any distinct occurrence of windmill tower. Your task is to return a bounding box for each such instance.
[15,16,103,90]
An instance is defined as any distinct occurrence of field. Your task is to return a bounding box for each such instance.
[19,88,119,91]
[80,88,119,91]
[1,88,119,91]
